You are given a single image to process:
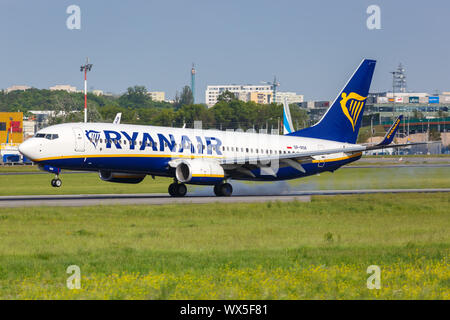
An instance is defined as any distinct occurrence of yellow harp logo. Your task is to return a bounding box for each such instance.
[339,92,367,131]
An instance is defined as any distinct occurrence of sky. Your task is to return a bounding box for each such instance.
[1,0,450,102]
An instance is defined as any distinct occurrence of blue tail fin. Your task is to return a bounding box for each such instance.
[288,59,376,143]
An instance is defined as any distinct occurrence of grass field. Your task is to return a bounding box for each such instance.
[0,166,448,196]
[0,193,448,299]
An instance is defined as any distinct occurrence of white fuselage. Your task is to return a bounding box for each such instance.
[19,122,361,182]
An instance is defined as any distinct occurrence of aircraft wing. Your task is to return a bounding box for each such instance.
[218,142,431,176]
[219,145,366,165]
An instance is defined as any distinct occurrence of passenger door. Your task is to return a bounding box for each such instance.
[73,127,85,152]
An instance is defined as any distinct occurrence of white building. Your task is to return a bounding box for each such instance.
[274,92,304,105]
[205,85,272,107]
[23,120,36,139]
[5,85,31,93]
[148,91,165,102]
[205,85,304,107]
[49,85,77,93]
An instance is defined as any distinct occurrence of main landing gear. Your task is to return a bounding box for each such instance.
[51,175,62,188]
[167,181,234,197]
[214,183,233,197]
[168,182,187,197]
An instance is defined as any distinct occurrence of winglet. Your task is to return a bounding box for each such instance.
[377,115,403,146]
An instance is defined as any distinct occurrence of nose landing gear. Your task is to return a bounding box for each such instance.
[51,175,62,188]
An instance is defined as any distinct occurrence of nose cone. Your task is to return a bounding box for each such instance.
[19,139,39,161]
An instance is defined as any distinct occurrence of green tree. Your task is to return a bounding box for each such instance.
[118,85,151,108]
[175,104,215,128]
[429,128,441,141]
[174,86,194,110]
[217,90,237,103]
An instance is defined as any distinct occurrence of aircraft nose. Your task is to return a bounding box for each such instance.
[18,139,38,160]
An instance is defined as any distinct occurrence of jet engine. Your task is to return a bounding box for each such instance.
[174,159,224,185]
[99,171,146,184]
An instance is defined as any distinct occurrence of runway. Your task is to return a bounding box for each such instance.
[0,163,448,175]
[0,188,448,207]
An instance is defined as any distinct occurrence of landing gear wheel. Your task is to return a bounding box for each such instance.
[214,183,233,197]
[51,178,62,188]
[168,183,187,197]
[175,183,187,197]
[213,184,220,196]
[54,179,62,188]
[168,183,177,196]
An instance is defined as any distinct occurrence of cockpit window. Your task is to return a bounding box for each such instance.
[35,133,59,140]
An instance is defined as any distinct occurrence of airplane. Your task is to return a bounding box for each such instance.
[19,59,419,197]
[282,98,294,135]
[113,113,122,125]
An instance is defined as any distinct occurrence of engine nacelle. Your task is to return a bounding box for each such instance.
[175,159,225,185]
[99,171,146,184]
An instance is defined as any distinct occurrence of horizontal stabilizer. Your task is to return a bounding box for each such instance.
[377,115,403,146]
